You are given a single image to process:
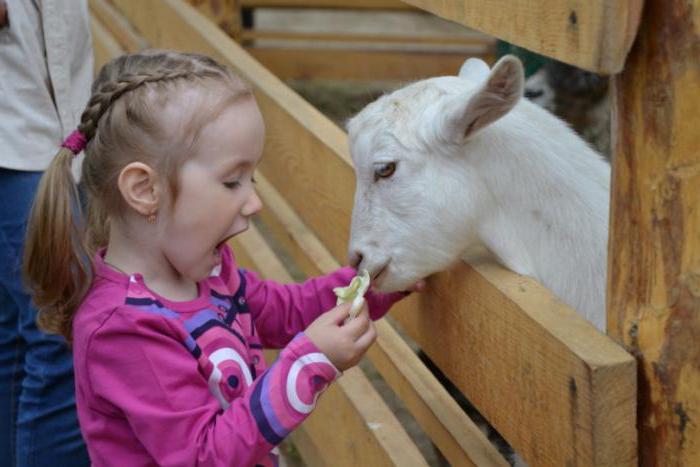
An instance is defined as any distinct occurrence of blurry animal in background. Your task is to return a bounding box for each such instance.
[524,60,610,158]
[347,55,610,332]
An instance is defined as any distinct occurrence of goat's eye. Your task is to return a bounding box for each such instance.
[373,162,397,181]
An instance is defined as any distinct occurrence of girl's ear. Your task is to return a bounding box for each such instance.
[444,55,524,142]
[117,162,161,217]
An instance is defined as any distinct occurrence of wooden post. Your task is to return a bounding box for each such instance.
[608,1,700,465]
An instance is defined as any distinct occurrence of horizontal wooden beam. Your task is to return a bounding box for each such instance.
[241,29,491,46]
[247,45,492,81]
[241,0,415,10]
[400,0,644,74]
[230,226,429,466]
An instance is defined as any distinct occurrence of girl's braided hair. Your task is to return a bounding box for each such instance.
[24,50,252,341]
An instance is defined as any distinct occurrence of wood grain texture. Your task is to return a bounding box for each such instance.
[240,0,414,9]
[401,0,644,73]
[608,0,700,465]
[90,0,147,52]
[246,46,493,81]
[90,16,124,72]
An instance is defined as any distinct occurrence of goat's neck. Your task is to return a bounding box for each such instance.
[465,108,610,329]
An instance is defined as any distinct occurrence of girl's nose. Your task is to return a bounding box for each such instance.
[241,189,263,217]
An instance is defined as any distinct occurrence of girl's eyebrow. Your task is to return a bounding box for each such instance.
[221,157,251,175]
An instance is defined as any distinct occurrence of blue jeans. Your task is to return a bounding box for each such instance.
[0,169,89,466]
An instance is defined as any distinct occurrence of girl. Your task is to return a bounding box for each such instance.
[23,50,418,466]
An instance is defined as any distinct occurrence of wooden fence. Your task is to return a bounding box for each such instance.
[186,0,496,81]
[89,0,699,465]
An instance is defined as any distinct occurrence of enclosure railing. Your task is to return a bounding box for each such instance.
[89,0,700,465]
[185,0,497,81]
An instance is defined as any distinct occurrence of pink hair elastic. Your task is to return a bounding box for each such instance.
[61,130,87,155]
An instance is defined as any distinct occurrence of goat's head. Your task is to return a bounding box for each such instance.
[347,56,524,292]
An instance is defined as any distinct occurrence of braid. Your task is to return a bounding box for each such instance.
[77,69,220,141]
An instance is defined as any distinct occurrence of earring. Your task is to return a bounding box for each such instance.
[147,209,157,224]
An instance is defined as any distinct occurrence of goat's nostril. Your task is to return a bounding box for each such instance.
[349,251,364,269]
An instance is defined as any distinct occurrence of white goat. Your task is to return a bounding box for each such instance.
[347,55,610,331]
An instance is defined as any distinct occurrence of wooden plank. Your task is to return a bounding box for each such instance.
[90,16,124,72]
[89,0,147,52]
[241,0,414,10]
[252,173,508,466]
[246,45,492,81]
[103,1,637,465]
[240,29,491,46]
[395,263,637,467]
[400,0,644,73]
[230,226,429,467]
[608,0,700,465]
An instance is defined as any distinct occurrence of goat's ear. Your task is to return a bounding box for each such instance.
[458,58,491,82]
[459,55,524,139]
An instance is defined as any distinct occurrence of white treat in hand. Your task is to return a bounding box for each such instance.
[333,269,370,322]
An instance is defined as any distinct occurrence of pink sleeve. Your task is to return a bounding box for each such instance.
[243,266,408,349]
[87,310,339,467]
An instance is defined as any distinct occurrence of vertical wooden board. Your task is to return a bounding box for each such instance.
[608,0,700,465]
[401,0,643,73]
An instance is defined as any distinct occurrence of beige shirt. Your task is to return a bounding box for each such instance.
[0,0,93,171]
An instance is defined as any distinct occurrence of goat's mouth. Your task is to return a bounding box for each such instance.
[371,262,390,288]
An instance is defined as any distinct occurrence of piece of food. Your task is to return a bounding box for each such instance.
[333,269,370,322]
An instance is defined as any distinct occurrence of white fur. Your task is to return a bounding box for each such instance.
[347,56,610,331]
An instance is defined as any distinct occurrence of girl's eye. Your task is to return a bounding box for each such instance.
[224,180,241,189]
[373,162,397,181]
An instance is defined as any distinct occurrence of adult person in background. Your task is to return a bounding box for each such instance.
[0,0,92,464]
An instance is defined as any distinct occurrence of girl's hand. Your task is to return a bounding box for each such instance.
[305,302,376,372]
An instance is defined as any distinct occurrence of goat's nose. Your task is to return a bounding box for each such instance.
[349,250,364,269]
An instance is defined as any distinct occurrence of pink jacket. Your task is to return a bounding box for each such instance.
[72,245,404,466]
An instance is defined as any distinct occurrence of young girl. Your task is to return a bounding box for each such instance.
[23,50,418,466]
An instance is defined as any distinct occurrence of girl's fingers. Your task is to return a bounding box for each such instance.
[326,303,352,325]
[353,321,377,351]
[343,306,370,339]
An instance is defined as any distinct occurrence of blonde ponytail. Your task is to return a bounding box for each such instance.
[23,147,92,341]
